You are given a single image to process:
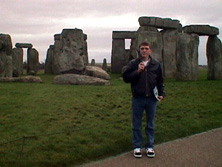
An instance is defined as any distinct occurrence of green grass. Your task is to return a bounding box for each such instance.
[0,69,222,167]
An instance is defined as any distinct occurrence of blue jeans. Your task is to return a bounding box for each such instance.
[132,97,157,149]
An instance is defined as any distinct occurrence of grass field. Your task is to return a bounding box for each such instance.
[0,68,222,167]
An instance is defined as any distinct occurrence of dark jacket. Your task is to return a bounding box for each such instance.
[123,56,165,98]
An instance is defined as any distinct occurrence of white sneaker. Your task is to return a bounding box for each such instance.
[134,148,142,158]
[146,148,155,158]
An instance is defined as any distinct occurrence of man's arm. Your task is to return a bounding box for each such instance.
[156,64,165,97]
[123,60,140,83]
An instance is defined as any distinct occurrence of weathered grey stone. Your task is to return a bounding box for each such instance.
[112,31,137,39]
[178,23,183,33]
[161,29,178,78]
[136,31,163,65]
[91,59,95,66]
[111,39,128,73]
[102,58,108,71]
[0,76,42,83]
[111,16,222,81]
[59,28,86,74]
[0,59,4,74]
[128,38,137,61]
[15,43,33,48]
[53,74,111,86]
[45,45,54,74]
[124,28,164,71]
[183,25,219,36]
[137,26,158,32]
[52,34,61,74]
[0,34,13,77]
[5,56,13,77]
[83,34,87,40]
[207,36,222,80]
[27,48,39,75]
[176,33,199,81]
[83,33,88,65]
[85,66,110,80]
[12,47,23,77]
[138,17,180,29]
[54,34,61,40]
[0,34,12,55]
[0,40,3,49]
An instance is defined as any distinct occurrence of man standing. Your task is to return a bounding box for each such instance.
[123,42,165,158]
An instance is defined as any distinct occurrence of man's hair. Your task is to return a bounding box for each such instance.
[139,42,150,48]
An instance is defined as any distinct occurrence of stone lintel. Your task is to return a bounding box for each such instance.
[15,43,33,48]
[112,31,137,39]
[183,25,219,36]
[138,16,180,29]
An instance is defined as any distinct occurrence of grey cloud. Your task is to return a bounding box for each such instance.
[1,0,222,63]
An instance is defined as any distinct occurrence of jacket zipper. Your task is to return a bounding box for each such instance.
[145,68,149,97]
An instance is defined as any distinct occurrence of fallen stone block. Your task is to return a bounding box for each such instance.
[54,74,111,86]
[85,66,110,80]
[0,76,42,83]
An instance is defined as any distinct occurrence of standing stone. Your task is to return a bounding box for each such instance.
[111,38,127,73]
[111,31,137,73]
[59,28,86,74]
[0,34,13,77]
[45,43,60,75]
[52,34,61,74]
[45,45,54,74]
[161,29,178,78]
[45,30,89,75]
[102,58,108,71]
[91,59,95,66]
[135,30,163,66]
[207,36,222,80]
[0,59,3,75]
[27,48,39,75]
[176,33,199,81]
[128,38,137,61]
[5,56,13,77]
[83,34,89,66]
[12,47,23,77]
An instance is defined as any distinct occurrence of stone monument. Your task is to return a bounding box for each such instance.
[0,34,13,77]
[111,16,222,81]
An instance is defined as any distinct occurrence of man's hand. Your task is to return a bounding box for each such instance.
[138,62,145,73]
[158,96,164,100]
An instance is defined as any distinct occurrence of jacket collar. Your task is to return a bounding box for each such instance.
[139,55,154,64]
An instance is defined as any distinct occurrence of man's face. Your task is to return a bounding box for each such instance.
[139,45,151,58]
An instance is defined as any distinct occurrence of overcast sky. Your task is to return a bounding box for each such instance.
[1,0,222,65]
